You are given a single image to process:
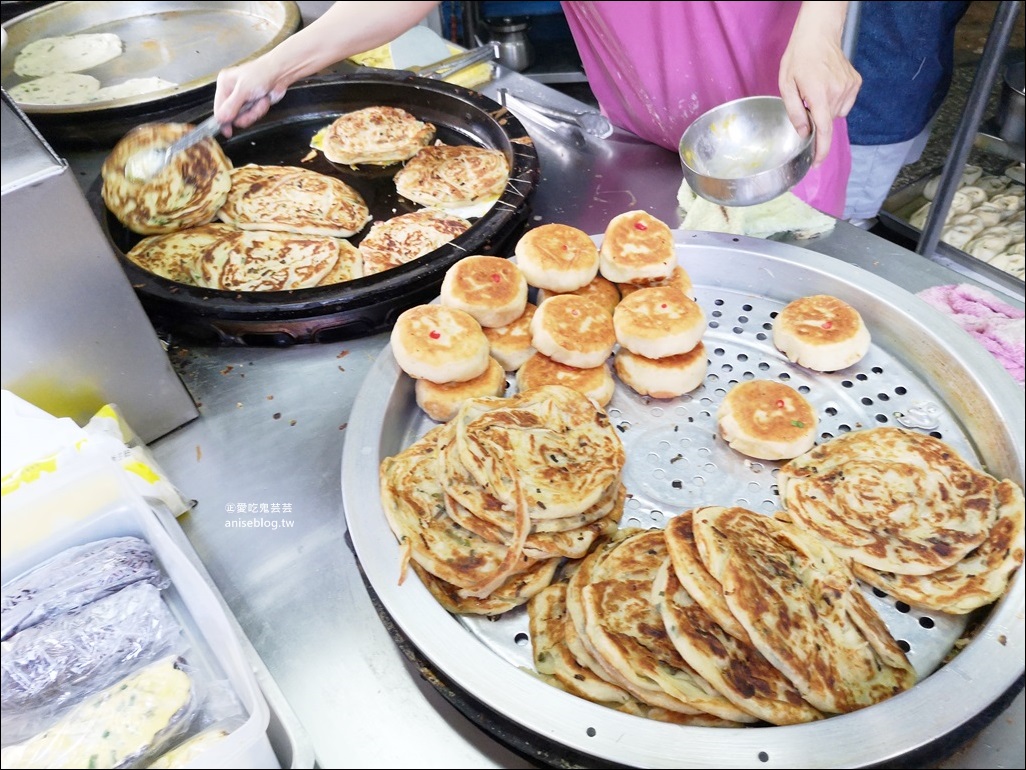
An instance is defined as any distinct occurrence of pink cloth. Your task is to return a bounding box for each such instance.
[561,1,851,217]
[917,283,1026,385]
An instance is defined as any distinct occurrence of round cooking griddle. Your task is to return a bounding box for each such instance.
[89,72,540,346]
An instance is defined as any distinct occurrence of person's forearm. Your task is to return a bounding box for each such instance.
[793,1,849,45]
[262,1,441,88]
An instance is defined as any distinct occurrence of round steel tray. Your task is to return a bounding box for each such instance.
[341,231,1025,768]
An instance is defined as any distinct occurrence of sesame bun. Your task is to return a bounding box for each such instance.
[599,210,675,283]
[716,380,817,461]
[773,295,871,372]
[483,303,537,372]
[415,356,507,421]
[614,341,708,398]
[516,352,615,408]
[618,265,695,300]
[514,223,600,292]
[613,286,706,359]
[536,273,621,316]
[390,304,491,384]
[440,255,528,328]
[530,294,616,369]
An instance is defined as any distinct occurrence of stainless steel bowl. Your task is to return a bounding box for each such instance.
[679,95,814,206]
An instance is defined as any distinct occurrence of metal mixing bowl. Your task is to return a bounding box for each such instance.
[679,95,814,206]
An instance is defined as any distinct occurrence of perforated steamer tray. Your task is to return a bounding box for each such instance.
[341,231,1025,769]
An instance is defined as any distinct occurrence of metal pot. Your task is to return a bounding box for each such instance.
[483,16,534,73]
[997,60,1025,149]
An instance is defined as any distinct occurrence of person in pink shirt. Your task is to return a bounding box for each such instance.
[214,1,860,216]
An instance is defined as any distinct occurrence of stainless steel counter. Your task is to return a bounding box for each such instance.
[62,50,1024,770]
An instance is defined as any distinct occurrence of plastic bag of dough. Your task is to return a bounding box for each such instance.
[1,535,168,640]
[0,655,196,769]
[0,582,184,714]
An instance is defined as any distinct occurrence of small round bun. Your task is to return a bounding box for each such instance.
[599,210,675,283]
[483,303,537,372]
[440,255,528,328]
[516,352,615,408]
[536,273,621,316]
[613,286,705,358]
[530,294,616,369]
[514,223,599,292]
[618,265,694,300]
[416,356,507,421]
[717,380,817,460]
[614,342,707,398]
[390,304,491,383]
[773,295,871,372]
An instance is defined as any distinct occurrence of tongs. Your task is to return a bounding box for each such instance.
[498,88,613,139]
[408,42,498,80]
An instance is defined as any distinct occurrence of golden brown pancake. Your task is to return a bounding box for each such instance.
[613,342,707,399]
[516,352,615,408]
[691,506,916,714]
[658,512,824,725]
[390,304,491,384]
[573,529,756,721]
[196,229,343,291]
[850,479,1024,614]
[316,239,364,286]
[482,303,537,371]
[454,385,625,520]
[360,209,471,275]
[778,426,1011,576]
[320,105,435,165]
[415,356,507,422]
[217,164,371,238]
[101,122,232,236]
[599,210,675,283]
[393,143,510,208]
[530,294,617,369]
[515,223,600,292]
[716,380,818,461]
[439,255,528,328]
[773,294,872,372]
[613,286,706,359]
[537,274,622,316]
[411,559,559,616]
[125,223,236,284]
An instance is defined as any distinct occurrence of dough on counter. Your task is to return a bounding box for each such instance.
[13,32,123,77]
[965,227,1013,262]
[941,224,977,250]
[1005,163,1025,185]
[976,174,1011,196]
[962,164,983,186]
[947,213,987,237]
[958,185,988,207]
[989,191,1025,218]
[973,203,1008,228]
[987,246,1025,279]
[909,201,932,230]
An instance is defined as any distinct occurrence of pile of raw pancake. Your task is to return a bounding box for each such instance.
[379,209,1025,727]
[100,106,510,291]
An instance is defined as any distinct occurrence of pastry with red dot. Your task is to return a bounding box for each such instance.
[440,255,528,328]
[390,304,491,384]
[599,209,675,283]
[613,286,705,359]
[514,223,599,292]
[717,380,818,461]
[773,295,871,372]
[530,294,616,369]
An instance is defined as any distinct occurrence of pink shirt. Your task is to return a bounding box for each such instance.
[561,1,850,216]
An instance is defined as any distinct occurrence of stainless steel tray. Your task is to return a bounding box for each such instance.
[342,230,1024,768]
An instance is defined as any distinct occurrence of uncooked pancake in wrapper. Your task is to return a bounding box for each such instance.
[394,144,510,208]
[218,164,371,238]
[102,123,232,236]
[320,105,435,166]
